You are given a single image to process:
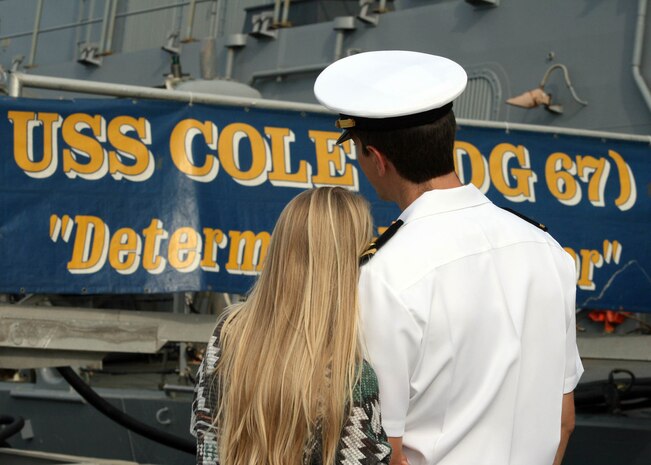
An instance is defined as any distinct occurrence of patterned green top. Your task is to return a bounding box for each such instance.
[190,322,392,465]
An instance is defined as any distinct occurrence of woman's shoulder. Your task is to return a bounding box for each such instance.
[355,359,380,403]
[203,313,230,373]
[360,359,379,384]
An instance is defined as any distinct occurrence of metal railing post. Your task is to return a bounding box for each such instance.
[28,0,44,67]
[281,0,291,25]
[85,0,96,45]
[105,0,119,53]
[273,0,282,26]
[209,0,220,38]
[633,0,651,114]
[98,0,112,54]
[184,0,197,41]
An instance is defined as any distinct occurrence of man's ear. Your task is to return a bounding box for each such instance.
[365,145,390,176]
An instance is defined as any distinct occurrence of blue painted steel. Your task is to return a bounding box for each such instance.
[0,97,648,312]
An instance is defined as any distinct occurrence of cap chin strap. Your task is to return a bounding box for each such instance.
[336,129,352,145]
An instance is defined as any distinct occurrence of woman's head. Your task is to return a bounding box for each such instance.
[257,186,373,314]
[216,187,373,465]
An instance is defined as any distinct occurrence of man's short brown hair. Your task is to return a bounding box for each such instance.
[353,111,457,183]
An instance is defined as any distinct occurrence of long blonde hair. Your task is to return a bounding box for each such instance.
[214,187,373,465]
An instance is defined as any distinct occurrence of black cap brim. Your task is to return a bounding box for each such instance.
[334,103,453,145]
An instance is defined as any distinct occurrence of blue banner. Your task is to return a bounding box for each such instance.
[0,97,649,312]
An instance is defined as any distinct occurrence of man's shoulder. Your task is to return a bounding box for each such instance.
[362,202,569,287]
[360,231,456,304]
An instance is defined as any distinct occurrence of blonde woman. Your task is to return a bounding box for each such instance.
[191,187,392,465]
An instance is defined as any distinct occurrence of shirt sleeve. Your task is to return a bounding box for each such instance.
[358,265,422,437]
[191,325,223,465]
[365,398,393,464]
[561,253,584,393]
[360,361,392,464]
[338,361,392,464]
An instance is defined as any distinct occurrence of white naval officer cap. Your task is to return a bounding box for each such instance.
[314,50,468,144]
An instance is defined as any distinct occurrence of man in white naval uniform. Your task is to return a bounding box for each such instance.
[314,51,583,465]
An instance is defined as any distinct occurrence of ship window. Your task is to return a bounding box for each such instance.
[454,70,502,121]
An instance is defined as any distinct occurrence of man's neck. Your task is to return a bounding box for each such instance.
[394,172,463,211]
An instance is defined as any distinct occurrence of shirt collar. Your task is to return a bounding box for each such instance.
[398,184,491,224]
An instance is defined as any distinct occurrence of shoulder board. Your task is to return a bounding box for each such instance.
[359,219,404,266]
[500,207,548,232]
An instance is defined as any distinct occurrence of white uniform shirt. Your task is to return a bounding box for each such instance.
[359,184,583,465]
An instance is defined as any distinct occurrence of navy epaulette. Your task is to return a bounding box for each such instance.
[359,219,404,266]
[501,207,548,232]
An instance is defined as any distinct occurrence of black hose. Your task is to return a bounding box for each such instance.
[0,414,25,442]
[56,366,196,455]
